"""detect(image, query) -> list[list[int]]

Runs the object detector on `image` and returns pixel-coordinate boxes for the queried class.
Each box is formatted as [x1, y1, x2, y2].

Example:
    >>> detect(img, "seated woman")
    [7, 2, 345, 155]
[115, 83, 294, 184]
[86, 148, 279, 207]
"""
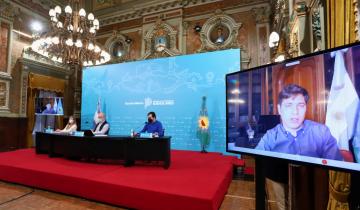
[56, 115, 77, 133]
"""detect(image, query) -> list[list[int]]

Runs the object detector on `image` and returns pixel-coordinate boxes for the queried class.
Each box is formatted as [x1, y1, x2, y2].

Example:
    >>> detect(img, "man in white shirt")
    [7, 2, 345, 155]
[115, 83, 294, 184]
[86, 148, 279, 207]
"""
[92, 112, 110, 135]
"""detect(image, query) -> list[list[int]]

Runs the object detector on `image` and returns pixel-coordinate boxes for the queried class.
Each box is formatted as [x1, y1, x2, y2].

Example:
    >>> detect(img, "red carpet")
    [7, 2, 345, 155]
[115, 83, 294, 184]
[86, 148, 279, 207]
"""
[0, 149, 234, 210]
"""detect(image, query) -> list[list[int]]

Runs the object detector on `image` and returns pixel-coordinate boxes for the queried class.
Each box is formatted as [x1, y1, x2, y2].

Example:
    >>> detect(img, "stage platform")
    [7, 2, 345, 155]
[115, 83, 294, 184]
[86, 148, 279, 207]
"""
[0, 149, 235, 210]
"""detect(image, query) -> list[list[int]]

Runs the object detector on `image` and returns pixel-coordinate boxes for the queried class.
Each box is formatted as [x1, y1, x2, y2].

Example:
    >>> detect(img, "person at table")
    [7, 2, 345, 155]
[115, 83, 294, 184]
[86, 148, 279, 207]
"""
[93, 112, 110, 135]
[55, 115, 77, 133]
[135, 111, 164, 137]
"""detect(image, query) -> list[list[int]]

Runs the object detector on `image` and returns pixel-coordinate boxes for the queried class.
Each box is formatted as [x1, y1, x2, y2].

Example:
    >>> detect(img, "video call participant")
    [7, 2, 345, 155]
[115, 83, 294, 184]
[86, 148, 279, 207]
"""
[135, 112, 163, 137]
[55, 115, 77, 133]
[255, 84, 343, 161]
[42, 103, 56, 114]
[93, 112, 110, 135]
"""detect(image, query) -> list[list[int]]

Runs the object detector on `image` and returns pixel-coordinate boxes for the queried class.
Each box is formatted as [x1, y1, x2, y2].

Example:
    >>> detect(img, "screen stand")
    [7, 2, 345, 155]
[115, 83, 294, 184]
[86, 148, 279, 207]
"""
[255, 157, 266, 210]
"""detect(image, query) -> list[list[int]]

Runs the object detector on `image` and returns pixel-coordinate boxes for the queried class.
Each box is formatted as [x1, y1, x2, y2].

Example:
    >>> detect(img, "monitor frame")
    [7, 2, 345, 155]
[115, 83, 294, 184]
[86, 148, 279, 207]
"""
[225, 42, 360, 173]
[34, 97, 64, 116]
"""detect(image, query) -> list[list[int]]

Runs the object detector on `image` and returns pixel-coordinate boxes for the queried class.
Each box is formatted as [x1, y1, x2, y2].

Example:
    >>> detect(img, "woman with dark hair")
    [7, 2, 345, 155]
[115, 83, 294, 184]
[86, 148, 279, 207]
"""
[56, 115, 77, 133]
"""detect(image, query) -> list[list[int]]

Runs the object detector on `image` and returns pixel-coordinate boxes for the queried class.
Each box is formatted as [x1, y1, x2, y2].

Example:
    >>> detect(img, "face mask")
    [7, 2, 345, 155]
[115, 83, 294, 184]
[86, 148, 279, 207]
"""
[69, 120, 74, 124]
[94, 118, 100, 124]
[148, 118, 153, 123]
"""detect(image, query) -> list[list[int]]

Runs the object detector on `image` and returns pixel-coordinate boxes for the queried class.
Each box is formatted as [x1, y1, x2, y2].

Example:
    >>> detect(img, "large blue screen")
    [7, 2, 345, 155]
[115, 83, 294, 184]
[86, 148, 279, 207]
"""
[81, 49, 240, 152]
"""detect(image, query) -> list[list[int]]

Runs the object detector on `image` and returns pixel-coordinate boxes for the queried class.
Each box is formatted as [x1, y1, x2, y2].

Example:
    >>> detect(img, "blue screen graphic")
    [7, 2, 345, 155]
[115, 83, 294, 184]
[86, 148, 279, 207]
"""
[81, 49, 240, 152]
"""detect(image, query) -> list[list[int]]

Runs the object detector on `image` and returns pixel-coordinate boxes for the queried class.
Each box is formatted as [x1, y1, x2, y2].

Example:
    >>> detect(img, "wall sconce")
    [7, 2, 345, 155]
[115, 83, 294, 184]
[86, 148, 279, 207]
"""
[125, 37, 132, 44]
[194, 23, 202, 32]
[269, 31, 280, 48]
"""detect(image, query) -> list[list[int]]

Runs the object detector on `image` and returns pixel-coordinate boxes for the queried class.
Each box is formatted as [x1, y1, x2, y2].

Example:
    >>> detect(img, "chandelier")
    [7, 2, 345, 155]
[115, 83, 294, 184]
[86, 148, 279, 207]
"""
[31, 0, 110, 67]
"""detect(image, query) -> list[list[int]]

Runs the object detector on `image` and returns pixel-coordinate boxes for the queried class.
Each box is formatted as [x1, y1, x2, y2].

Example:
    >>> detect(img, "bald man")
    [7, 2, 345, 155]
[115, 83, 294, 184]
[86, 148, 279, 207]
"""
[92, 112, 110, 135]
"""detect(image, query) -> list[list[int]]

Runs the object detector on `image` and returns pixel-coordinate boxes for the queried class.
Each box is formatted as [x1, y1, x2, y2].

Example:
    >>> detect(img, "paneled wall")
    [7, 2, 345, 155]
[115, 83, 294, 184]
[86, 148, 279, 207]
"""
[0, 117, 27, 151]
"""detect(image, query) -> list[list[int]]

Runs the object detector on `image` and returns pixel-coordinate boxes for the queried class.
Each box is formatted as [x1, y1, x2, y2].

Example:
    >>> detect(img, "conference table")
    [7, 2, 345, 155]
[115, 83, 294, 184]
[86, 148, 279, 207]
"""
[35, 132, 171, 169]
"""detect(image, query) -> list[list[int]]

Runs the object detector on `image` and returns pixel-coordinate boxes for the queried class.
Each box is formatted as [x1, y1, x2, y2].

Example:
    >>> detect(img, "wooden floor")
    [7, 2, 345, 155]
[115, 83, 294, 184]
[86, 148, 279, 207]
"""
[0, 177, 255, 210]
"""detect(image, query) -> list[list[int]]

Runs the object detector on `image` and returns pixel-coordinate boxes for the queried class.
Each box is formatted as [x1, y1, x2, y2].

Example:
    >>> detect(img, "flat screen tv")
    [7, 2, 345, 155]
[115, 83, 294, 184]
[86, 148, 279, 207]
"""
[226, 43, 360, 172]
[35, 97, 64, 116]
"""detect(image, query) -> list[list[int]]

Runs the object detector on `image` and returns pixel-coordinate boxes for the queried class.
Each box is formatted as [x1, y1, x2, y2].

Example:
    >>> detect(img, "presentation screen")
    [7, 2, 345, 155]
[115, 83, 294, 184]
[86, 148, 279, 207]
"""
[35, 97, 64, 115]
[226, 43, 360, 171]
[81, 49, 240, 152]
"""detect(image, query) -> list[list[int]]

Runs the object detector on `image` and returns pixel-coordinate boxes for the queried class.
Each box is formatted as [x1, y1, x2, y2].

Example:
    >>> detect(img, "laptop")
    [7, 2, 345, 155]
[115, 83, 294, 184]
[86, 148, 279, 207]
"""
[83, 130, 94, 137]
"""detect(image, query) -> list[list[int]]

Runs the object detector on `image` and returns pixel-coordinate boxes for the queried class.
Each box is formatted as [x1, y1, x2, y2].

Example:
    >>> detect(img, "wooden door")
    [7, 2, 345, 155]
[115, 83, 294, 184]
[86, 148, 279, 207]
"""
[271, 55, 326, 123]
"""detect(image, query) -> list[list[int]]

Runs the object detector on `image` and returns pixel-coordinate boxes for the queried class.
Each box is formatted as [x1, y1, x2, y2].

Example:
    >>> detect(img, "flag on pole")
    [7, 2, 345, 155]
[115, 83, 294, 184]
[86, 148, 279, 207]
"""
[197, 96, 210, 152]
[325, 49, 360, 150]
[56, 98, 63, 115]
[53, 98, 58, 114]
[93, 97, 101, 124]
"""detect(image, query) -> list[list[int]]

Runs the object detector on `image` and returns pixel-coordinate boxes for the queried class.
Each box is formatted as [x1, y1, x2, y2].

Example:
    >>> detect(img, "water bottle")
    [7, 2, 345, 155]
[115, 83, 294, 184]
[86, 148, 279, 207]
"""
[130, 129, 134, 137]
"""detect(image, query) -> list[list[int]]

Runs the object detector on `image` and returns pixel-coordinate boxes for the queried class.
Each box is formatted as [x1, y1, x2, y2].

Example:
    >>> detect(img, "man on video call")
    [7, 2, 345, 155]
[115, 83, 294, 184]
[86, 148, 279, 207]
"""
[255, 84, 343, 161]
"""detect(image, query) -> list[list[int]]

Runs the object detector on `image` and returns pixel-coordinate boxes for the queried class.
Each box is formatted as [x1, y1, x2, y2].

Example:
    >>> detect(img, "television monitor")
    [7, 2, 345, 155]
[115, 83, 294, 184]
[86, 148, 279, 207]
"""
[226, 43, 360, 172]
[35, 97, 64, 116]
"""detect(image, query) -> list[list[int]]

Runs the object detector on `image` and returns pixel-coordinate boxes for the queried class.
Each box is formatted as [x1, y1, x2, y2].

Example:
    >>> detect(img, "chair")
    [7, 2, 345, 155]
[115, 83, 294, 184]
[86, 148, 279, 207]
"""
[340, 149, 354, 162]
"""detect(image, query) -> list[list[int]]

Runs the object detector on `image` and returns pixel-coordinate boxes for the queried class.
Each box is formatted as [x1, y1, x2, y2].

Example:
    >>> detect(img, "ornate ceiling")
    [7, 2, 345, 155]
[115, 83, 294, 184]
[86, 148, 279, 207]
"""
[90, 0, 222, 26]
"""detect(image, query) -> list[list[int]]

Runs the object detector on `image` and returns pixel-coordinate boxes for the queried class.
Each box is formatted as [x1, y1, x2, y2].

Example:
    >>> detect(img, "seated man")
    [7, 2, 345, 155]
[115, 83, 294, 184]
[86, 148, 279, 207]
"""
[92, 112, 110, 135]
[255, 84, 343, 161]
[136, 112, 163, 137]
[42, 103, 56, 114]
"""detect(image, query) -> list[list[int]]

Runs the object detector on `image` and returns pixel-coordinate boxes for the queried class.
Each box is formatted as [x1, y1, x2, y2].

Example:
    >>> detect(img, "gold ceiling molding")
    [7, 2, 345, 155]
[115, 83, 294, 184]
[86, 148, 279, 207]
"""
[98, 0, 221, 26]
[0, 0, 16, 21]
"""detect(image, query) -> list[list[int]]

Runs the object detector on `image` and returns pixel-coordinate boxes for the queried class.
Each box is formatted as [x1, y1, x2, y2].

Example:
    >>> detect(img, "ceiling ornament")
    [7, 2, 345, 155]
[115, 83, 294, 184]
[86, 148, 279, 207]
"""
[142, 19, 181, 59]
[198, 11, 242, 52]
[104, 31, 132, 63]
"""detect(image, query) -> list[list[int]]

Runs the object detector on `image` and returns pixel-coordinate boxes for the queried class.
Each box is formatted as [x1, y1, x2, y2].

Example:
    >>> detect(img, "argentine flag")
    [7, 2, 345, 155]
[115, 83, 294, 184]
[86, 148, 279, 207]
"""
[93, 97, 101, 124]
[56, 98, 64, 115]
[53, 97, 58, 114]
[325, 49, 360, 151]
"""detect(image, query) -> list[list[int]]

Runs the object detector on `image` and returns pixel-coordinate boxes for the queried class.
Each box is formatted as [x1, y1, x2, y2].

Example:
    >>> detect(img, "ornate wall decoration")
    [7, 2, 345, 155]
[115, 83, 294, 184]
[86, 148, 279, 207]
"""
[252, 6, 271, 65]
[252, 6, 271, 24]
[198, 12, 242, 52]
[0, 21, 10, 73]
[20, 72, 28, 115]
[312, 8, 322, 51]
[355, 0, 359, 41]
[104, 31, 131, 63]
[0, 0, 16, 21]
[22, 47, 69, 71]
[142, 20, 181, 59]
[99, 0, 218, 26]
[93, 0, 116, 11]
[0, 0, 15, 77]
[289, 31, 299, 57]
[0, 79, 9, 110]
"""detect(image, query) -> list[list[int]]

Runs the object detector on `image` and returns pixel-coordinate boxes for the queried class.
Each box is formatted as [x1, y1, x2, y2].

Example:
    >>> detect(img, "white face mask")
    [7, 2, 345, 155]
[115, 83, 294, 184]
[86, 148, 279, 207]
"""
[94, 118, 100, 124]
